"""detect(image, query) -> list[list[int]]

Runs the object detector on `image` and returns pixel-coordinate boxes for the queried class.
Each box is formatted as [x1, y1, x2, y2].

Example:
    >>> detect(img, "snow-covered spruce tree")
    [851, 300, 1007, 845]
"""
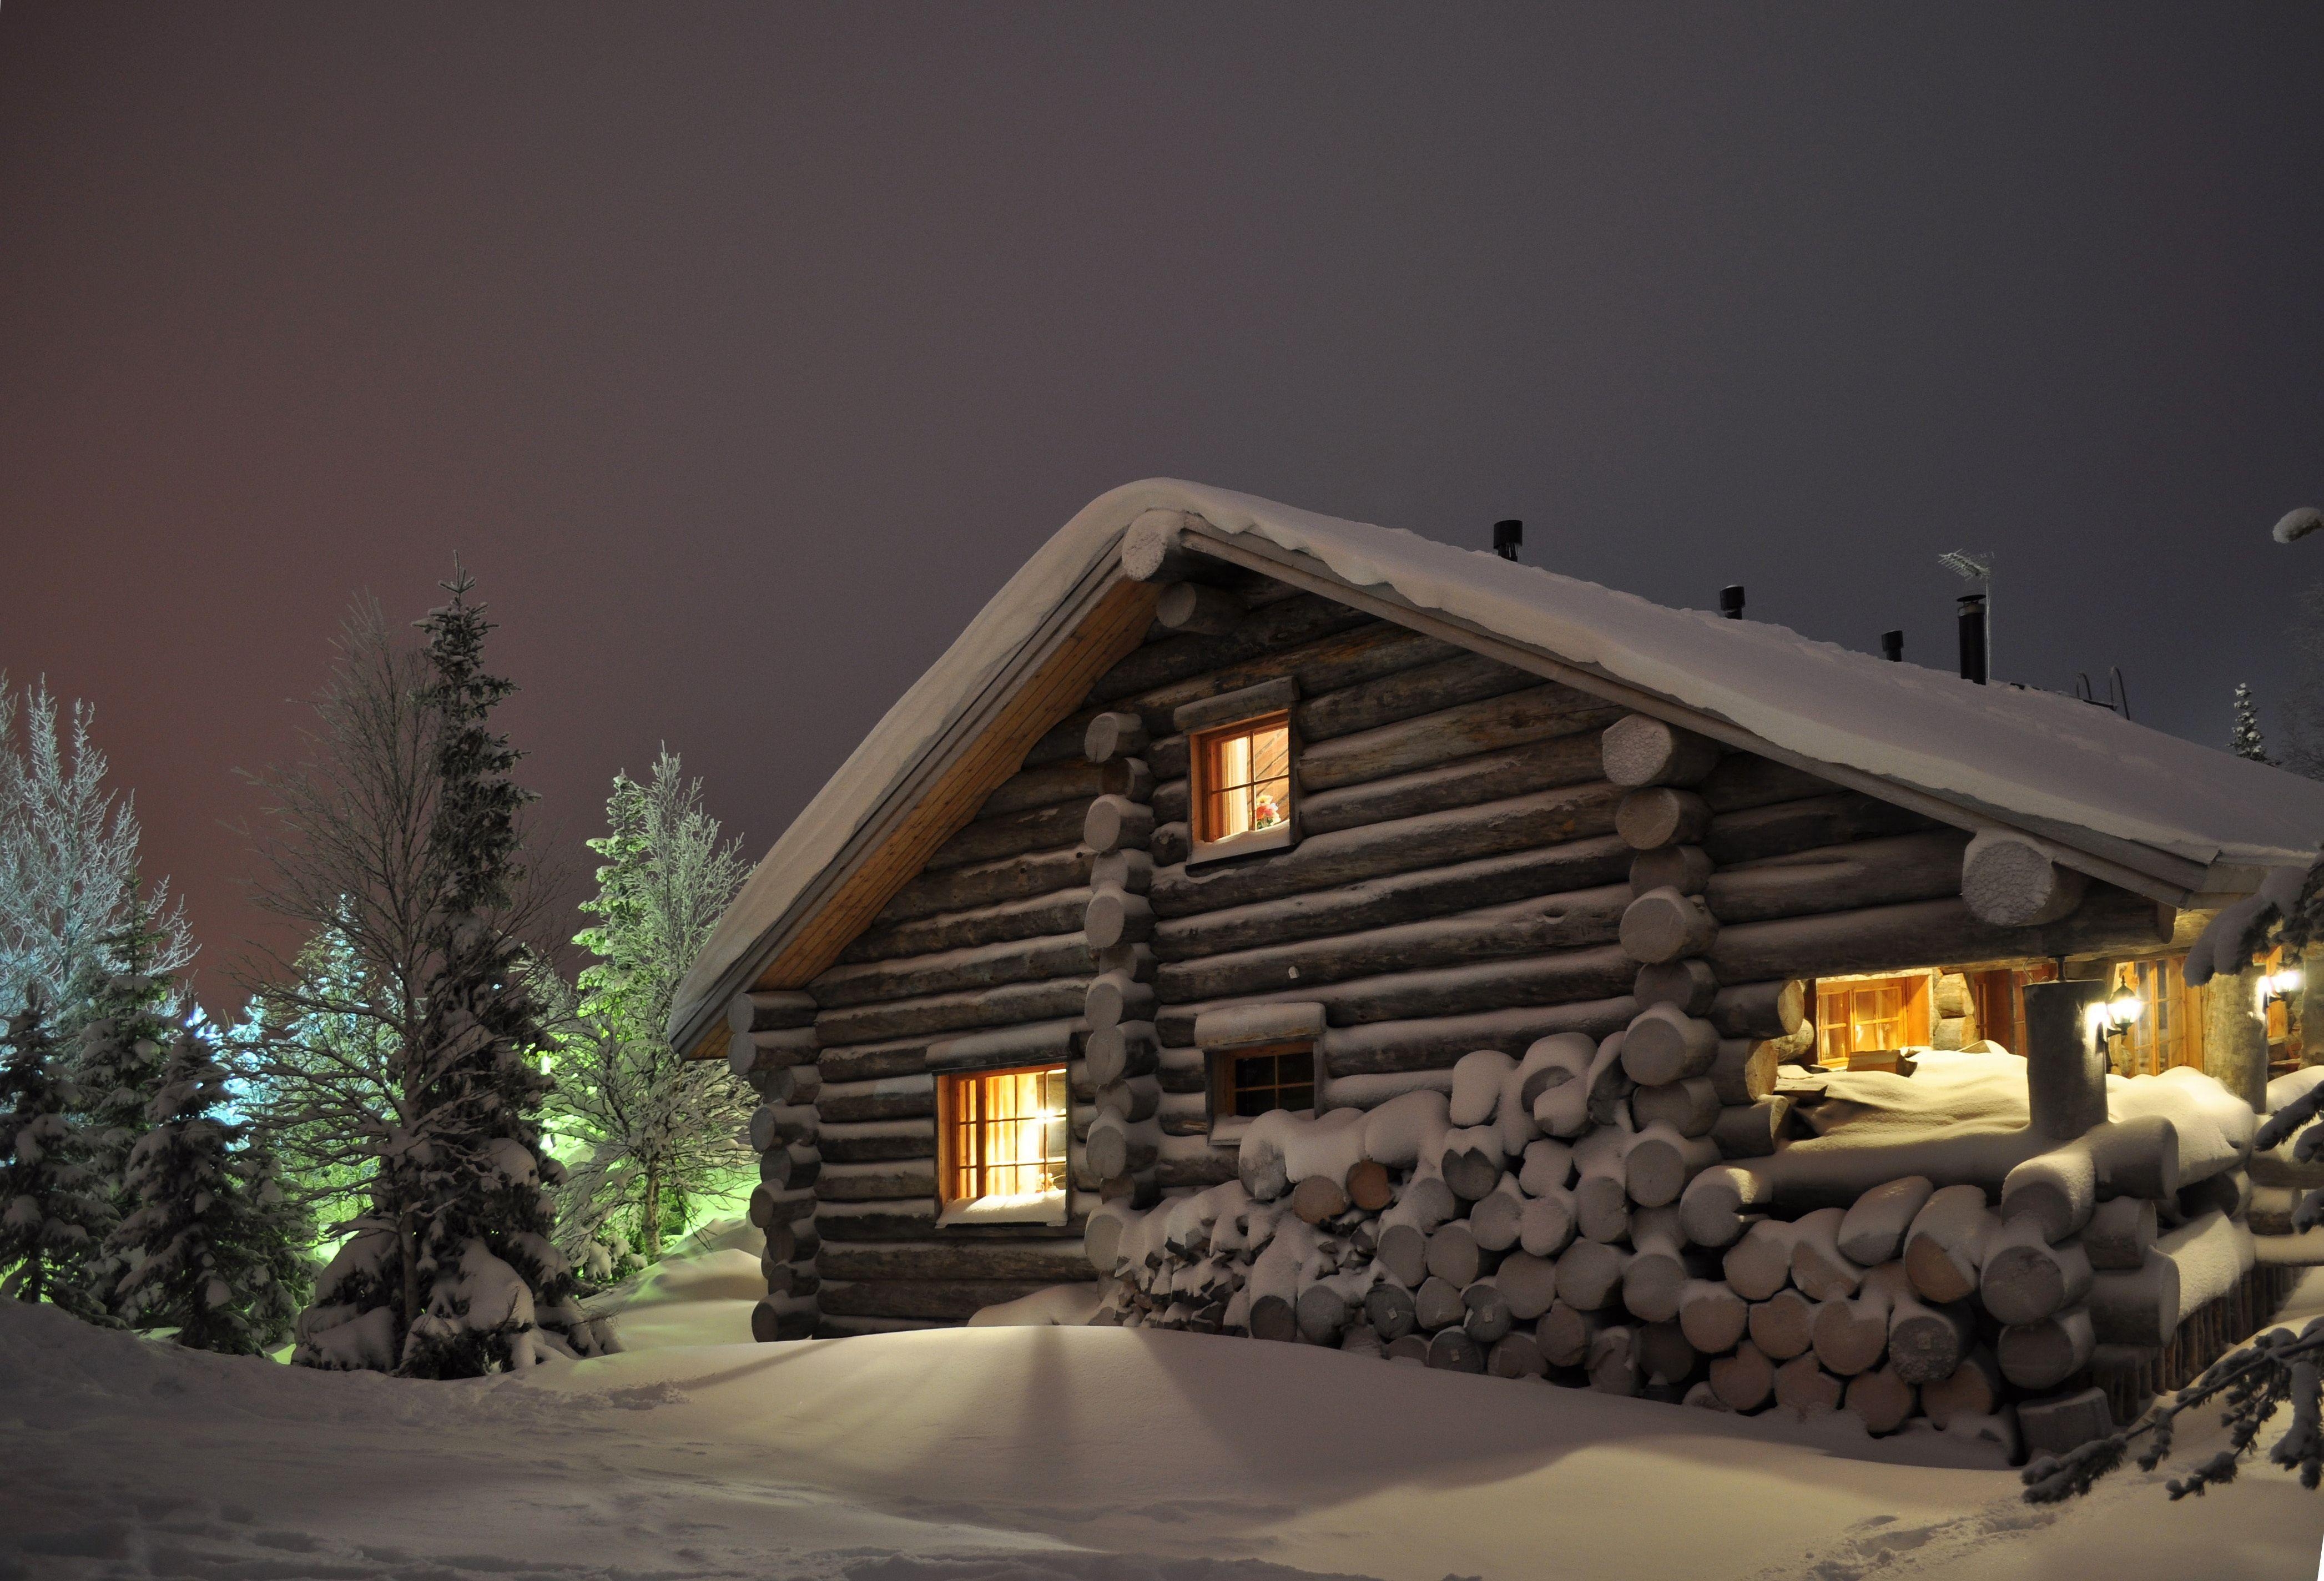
[232, 1140, 315, 1347]
[295, 568, 603, 1375]
[64, 902, 184, 1315]
[543, 751, 750, 1278]
[2026, 864, 2324, 1503]
[2232, 683, 2271, 763]
[0, 992, 110, 1317]
[110, 1027, 313, 1352]
[0, 677, 193, 1023]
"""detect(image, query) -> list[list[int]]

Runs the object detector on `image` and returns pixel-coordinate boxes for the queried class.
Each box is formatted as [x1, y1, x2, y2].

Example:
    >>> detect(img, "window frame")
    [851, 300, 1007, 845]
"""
[1814, 971, 1934, 1067]
[1188, 709, 1297, 865]
[934, 1062, 1071, 1227]
[1205, 1038, 1318, 1145]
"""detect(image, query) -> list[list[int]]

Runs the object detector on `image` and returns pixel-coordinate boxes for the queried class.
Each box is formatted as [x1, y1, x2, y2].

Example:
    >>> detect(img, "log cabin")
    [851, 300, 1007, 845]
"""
[667, 480, 2324, 1452]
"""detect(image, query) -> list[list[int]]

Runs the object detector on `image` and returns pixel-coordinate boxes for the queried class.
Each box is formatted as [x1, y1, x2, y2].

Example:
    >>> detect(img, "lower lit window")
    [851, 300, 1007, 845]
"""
[1816, 973, 1932, 1066]
[1209, 1041, 1315, 1126]
[937, 1066, 1068, 1225]
[1192, 713, 1293, 859]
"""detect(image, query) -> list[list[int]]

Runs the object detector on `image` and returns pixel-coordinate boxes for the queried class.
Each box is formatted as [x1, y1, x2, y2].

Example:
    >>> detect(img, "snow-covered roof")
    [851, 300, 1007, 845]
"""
[669, 479, 2324, 1053]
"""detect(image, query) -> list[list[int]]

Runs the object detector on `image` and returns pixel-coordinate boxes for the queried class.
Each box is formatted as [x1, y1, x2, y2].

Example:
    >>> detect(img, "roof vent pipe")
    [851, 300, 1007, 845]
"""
[1881, 630, 1904, 662]
[1493, 520, 1522, 561]
[1720, 585, 1745, 620]
[1958, 596, 1988, 684]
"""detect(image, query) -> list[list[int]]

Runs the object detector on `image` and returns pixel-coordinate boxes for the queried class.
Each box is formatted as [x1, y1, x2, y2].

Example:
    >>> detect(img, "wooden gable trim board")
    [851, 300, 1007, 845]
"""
[1160, 516, 2207, 911]
[678, 562, 1161, 1059]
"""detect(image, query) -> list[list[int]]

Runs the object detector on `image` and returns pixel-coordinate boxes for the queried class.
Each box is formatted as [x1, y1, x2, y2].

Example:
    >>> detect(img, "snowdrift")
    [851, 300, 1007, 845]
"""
[6, 1276, 2324, 1581]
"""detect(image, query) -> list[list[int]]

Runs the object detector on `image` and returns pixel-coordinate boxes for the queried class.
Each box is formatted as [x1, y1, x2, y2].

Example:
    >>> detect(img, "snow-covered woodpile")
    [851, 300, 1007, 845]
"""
[1083, 1051, 2293, 1457]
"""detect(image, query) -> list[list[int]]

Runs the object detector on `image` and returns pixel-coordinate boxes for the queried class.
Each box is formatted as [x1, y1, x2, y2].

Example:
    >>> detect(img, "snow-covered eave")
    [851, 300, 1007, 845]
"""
[671, 480, 2324, 1056]
[1166, 520, 2277, 903]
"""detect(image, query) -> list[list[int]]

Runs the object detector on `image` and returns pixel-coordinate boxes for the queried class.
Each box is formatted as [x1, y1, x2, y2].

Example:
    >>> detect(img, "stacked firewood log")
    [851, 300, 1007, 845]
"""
[1085, 1052, 2278, 1458]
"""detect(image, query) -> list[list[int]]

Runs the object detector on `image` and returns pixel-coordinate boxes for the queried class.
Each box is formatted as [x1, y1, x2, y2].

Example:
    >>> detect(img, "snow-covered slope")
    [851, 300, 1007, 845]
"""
[579, 1215, 764, 1351]
[6, 1268, 2324, 1580]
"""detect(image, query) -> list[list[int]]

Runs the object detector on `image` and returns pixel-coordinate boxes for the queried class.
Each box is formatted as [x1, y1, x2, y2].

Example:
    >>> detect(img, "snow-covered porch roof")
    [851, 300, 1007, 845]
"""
[668, 479, 2324, 1060]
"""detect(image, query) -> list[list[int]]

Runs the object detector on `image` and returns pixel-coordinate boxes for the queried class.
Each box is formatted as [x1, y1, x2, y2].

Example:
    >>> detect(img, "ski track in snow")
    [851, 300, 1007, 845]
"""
[5, 1234, 2323, 1581]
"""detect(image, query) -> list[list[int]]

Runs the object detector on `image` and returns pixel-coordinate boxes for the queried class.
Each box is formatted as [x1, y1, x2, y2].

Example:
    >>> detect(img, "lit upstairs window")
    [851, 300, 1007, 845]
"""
[1191, 712, 1294, 862]
[937, 1065, 1068, 1226]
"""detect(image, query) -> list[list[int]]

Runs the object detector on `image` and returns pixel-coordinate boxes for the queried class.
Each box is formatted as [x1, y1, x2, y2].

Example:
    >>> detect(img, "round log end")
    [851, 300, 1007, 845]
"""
[1962, 832, 2088, 928]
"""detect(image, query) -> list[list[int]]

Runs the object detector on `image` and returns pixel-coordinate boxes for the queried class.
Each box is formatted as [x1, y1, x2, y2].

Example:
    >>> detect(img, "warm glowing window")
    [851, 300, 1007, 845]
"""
[2107, 953, 2234, 1078]
[1208, 1041, 1315, 1127]
[1816, 974, 1932, 1066]
[1192, 713, 1293, 854]
[939, 1066, 1067, 1207]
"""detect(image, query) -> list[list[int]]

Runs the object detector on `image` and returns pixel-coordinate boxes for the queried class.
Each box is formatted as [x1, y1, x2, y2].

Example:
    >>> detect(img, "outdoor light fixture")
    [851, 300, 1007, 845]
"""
[2262, 966, 2305, 1010]
[2100, 986, 2145, 1039]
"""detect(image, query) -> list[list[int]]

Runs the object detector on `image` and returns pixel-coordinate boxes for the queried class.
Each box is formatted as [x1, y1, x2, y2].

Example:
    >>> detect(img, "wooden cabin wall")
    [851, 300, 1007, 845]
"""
[743, 562, 2180, 1340]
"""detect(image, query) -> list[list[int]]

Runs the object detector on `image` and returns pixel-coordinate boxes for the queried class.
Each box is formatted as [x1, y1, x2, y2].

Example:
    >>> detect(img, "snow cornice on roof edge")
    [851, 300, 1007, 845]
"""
[668, 480, 2324, 1056]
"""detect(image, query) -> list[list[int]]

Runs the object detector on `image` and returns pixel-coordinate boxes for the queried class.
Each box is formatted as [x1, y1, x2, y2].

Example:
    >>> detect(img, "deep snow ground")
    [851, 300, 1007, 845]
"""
[3, 1232, 2321, 1581]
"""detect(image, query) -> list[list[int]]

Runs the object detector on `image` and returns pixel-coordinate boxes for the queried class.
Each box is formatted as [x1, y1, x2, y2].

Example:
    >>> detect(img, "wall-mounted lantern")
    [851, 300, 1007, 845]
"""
[2094, 986, 2144, 1042]
[2261, 965, 2305, 1012]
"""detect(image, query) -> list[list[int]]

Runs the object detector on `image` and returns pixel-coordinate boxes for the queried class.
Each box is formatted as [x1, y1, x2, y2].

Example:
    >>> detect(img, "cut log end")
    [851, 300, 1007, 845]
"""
[1961, 831, 2089, 928]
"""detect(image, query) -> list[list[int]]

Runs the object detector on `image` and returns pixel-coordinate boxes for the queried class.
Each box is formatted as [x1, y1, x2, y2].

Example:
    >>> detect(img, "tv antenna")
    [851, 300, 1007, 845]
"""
[1938, 550, 1993, 679]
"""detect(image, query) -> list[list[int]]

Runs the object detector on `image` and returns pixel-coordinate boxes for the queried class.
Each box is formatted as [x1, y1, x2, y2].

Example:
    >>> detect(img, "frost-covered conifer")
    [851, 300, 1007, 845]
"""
[0, 993, 109, 1317]
[0, 678, 193, 1022]
[110, 1029, 314, 1352]
[546, 752, 751, 1277]
[294, 568, 604, 1376]
[2232, 682, 2270, 763]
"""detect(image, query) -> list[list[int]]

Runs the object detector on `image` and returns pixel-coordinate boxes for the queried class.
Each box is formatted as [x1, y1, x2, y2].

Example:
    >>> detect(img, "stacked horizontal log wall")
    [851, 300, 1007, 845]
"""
[1128, 589, 1641, 1185]
[743, 538, 2204, 1376]
[788, 747, 1157, 1336]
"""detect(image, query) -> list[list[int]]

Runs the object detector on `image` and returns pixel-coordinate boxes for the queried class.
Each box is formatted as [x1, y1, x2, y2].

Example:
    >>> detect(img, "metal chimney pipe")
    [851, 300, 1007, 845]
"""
[1493, 520, 1522, 561]
[1720, 585, 1745, 620]
[1957, 596, 1988, 684]
[1881, 630, 1904, 662]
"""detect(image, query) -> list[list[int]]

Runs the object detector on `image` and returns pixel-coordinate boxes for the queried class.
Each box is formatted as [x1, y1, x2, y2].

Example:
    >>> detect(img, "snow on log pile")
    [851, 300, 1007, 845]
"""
[1082, 1050, 2289, 1459]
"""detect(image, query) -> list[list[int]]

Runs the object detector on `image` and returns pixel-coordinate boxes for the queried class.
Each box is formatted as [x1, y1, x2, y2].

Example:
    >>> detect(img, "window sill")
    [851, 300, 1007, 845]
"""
[1188, 823, 1295, 868]
[1207, 1115, 1254, 1150]
[937, 1189, 1067, 1229]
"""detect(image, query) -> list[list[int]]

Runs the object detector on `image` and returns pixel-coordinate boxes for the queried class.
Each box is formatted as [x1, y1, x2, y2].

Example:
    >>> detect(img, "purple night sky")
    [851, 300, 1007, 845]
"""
[4, 4, 2321, 1011]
